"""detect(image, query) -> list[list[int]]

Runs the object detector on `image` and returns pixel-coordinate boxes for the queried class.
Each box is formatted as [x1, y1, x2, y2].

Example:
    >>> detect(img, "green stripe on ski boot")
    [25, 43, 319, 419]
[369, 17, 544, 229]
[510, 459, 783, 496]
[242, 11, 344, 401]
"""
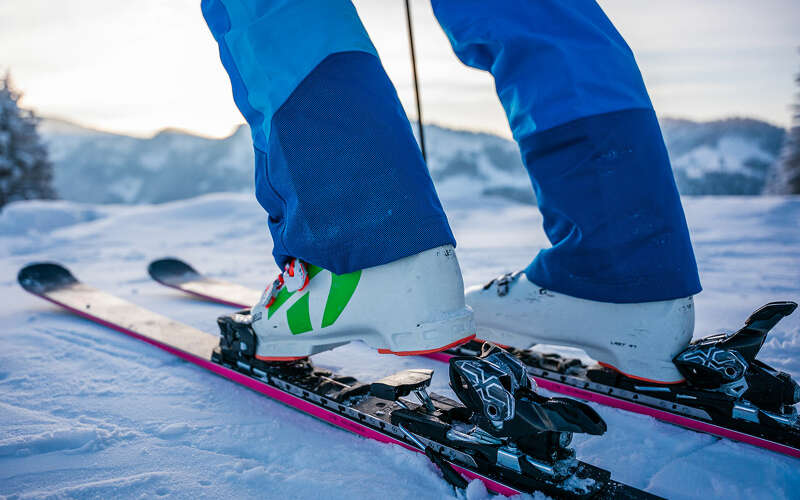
[287, 293, 313, 334]
[307, 264, 323, 280]
[321, 270, 361, 328]
[267, 288, 292, 319]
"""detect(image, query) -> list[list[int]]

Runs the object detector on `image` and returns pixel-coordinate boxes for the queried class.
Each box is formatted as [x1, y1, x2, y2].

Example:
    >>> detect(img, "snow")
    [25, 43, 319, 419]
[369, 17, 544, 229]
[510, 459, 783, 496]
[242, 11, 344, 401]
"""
[0, 200, 113, 237]
[1, 193, 799, 499]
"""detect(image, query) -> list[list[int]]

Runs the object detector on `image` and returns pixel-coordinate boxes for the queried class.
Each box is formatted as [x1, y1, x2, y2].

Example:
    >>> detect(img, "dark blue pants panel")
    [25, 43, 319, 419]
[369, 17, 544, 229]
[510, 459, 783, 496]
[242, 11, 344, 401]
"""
[521, 109, 701, 302]
[259, 52, 455, 273]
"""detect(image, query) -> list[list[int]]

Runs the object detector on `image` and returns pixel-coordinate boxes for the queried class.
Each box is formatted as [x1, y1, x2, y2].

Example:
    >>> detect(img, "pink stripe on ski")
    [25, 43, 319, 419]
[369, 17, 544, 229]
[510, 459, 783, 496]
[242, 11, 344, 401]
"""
[33, 293, 521, 497]
[423, 351, 800, 459]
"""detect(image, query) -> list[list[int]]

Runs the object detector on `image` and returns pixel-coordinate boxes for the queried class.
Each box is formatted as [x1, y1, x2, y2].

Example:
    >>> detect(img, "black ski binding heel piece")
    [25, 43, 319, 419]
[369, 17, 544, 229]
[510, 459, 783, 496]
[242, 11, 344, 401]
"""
[674, 301, 799, 426]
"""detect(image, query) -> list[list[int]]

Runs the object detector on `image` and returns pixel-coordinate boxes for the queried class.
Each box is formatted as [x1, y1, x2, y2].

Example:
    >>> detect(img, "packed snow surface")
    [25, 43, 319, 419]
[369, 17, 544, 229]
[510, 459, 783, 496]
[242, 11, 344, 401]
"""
[1, 194, 799, 499]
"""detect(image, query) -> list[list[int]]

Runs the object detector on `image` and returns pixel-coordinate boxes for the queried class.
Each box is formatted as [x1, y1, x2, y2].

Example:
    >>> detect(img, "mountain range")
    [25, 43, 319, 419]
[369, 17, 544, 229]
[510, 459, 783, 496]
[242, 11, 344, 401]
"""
[38, 116, 786, 205]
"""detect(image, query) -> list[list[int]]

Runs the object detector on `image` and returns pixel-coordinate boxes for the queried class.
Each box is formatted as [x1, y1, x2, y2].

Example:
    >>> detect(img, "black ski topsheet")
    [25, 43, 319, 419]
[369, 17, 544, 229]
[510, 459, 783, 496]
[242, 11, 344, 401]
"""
[18, 262, 657, 499]
[145, 258, 800, 460]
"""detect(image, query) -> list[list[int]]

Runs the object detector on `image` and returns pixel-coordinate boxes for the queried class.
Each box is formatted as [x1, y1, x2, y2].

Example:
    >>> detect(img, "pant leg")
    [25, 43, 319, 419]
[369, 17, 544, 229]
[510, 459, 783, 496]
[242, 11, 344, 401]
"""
[431, 0, 701, 303]
[202, 0, 455, 274]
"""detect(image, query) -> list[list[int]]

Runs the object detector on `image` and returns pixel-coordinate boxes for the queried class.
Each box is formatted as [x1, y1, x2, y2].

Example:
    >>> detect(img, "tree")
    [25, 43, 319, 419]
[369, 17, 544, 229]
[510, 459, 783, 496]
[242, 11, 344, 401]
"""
[767, 53, 800, 194]
[0, 73, 55, 208]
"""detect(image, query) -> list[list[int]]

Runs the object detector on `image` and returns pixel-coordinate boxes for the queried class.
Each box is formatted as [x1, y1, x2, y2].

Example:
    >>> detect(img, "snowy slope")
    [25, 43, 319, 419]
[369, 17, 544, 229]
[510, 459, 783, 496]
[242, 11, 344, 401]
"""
[1, 194, 799, 499]
[38, 117, 785, 205]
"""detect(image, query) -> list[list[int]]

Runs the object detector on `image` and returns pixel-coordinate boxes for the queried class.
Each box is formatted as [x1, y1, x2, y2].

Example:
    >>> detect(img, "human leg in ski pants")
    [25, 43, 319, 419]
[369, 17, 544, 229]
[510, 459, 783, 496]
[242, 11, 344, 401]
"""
[431, 0, 701, 303]
[201, 0, 455, 274]
[202, 0, 701, 303]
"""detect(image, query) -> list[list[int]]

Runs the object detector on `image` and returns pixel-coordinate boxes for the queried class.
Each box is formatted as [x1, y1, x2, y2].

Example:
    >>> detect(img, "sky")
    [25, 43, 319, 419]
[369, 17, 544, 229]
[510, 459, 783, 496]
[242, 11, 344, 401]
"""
[1, 0, 798, 140]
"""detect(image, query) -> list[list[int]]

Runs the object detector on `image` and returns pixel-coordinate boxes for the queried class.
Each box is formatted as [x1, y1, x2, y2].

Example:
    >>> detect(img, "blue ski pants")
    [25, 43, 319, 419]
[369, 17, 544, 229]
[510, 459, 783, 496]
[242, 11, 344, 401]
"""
[201, 0, 702, 303]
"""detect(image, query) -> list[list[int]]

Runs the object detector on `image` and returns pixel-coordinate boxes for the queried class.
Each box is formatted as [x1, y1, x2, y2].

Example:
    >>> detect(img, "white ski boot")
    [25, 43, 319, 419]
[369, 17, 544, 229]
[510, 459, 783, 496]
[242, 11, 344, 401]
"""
[251, 245, 475, 361]
[465, 272, 695, 383]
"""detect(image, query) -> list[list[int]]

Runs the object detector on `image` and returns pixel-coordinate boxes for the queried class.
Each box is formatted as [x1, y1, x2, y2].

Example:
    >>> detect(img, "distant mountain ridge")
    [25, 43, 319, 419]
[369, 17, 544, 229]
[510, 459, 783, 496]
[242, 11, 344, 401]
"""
[660, 118, 785, 195]
[38, 116, 785, 205]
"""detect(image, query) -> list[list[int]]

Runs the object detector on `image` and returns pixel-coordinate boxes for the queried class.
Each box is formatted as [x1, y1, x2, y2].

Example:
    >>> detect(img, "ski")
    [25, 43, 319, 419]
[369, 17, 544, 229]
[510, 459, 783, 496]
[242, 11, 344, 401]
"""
[147, 257, 800, 459]
[19, 262, 656, 499]
[148, 257, 261, 308]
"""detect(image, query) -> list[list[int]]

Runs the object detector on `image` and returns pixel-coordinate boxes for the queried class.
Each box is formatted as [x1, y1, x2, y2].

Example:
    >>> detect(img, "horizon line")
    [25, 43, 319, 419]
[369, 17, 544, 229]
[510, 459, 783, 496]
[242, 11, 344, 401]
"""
[38, 112, 789, 142]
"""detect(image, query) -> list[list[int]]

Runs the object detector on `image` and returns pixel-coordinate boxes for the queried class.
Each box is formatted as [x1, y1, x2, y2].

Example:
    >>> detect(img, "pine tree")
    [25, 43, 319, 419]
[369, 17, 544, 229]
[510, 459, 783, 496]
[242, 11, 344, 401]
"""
[767, 55, 800, 194]
[0, 73, 55, 208]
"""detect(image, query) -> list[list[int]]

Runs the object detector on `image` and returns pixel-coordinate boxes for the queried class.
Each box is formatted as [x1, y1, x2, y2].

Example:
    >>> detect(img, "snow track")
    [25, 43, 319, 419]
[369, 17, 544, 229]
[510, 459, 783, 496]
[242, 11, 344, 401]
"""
[2, 193, 799, 499]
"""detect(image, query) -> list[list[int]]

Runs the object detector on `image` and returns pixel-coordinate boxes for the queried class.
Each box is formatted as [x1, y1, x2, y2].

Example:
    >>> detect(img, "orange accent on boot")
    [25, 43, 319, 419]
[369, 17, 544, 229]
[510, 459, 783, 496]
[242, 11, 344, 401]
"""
[255, 354, 308, 362]
[378, 334, 476, 356]
[598, 361, 685, 385]
[296, 272, 310, 293]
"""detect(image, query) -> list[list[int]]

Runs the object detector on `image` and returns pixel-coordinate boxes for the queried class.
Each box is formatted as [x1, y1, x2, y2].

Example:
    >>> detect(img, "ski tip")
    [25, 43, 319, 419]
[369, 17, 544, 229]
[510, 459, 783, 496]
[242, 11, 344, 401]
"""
[18, 262, 79, 295]
[147, 258, 201, 285]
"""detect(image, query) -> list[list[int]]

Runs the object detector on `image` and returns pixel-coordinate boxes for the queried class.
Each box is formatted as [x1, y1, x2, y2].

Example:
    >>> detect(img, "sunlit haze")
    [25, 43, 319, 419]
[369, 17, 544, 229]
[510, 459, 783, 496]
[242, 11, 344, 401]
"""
[1, 0, 798, 140]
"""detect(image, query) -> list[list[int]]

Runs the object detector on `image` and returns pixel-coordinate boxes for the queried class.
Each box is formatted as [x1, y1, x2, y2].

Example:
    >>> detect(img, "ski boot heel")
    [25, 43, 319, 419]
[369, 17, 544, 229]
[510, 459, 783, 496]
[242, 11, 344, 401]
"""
[375, 309, 476, 356]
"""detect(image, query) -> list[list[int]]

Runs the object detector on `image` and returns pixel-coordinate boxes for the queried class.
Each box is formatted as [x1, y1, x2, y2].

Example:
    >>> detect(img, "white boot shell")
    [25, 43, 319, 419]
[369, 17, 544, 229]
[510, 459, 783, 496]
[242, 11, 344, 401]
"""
[465, 273, 694, 383]
[251, 245, 475, 360]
